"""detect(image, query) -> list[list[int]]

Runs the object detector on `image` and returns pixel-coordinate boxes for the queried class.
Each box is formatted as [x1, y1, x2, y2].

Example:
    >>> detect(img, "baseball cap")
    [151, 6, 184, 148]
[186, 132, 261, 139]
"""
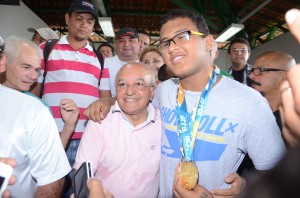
[68, 0, 97, 19]
[27, 27, 59, 40]
[0, 36, 4, 54]
[116, 27, 139, 39]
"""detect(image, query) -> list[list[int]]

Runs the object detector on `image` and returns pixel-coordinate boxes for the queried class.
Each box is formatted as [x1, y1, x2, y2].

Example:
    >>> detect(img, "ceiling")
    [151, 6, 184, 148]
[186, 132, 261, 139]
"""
[21, 0, 300, 49]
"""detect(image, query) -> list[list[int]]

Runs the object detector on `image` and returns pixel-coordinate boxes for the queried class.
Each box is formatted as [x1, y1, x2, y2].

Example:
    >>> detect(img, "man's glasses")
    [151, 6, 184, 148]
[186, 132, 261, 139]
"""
[157, 30, 205, 53]
[247, 68, 286, 76]
[116, 82, 153, 91]
[230, 48, 248, 54]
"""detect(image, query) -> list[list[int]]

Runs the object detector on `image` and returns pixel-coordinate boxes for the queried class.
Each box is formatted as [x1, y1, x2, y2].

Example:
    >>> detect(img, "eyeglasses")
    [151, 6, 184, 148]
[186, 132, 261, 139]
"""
[230, 48, 248, 54]
[157, 30, 205, 53]
[247, 68, 286, 76]
[116, 82, 153, 91]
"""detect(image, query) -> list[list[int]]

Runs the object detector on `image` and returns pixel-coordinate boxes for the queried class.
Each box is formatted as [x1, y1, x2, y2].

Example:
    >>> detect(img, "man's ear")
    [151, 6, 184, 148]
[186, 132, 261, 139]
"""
[205, 35, 214, 52]
[0, 54, 7, 73]
[65, 13, 70, 26]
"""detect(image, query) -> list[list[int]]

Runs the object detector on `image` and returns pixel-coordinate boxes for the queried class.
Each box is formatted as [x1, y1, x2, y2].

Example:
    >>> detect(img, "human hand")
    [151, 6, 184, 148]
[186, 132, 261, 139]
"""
[87, 179, 114, 198]
[280, 66, 300, 146]
[84, 98, 112, 122]
[210, 173, 245, 198]
[172, 164, 213, 198]
[0, 158, 16, 198]
[60, 99, 80, 128]
[285, 9, 300, 44]
[69, 179, 114, 198]
[279, 8, 300, 146]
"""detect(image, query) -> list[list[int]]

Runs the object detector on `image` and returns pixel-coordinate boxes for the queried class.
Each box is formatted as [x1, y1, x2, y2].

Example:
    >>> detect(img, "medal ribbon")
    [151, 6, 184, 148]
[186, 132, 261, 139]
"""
[176, 66, 219, 162]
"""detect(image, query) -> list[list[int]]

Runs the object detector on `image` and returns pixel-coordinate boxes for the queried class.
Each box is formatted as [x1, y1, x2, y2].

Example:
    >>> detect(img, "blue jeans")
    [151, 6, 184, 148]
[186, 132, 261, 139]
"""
[62, 139, 81, 198]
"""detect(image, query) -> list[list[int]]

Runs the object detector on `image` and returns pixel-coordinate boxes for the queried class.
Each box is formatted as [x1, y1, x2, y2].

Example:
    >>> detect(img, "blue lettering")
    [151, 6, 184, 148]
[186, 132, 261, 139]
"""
[214, 118, 226, 136]
[204, 116, 217, 134]
[199, 115, 210, 131]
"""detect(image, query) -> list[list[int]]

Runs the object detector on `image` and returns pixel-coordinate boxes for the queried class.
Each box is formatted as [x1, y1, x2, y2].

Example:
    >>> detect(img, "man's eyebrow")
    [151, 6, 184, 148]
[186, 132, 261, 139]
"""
[160, 28, 188, 41]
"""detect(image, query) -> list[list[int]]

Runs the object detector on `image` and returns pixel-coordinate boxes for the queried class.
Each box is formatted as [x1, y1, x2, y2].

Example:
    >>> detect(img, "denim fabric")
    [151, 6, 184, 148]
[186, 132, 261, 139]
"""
[62, 139, 81, 198]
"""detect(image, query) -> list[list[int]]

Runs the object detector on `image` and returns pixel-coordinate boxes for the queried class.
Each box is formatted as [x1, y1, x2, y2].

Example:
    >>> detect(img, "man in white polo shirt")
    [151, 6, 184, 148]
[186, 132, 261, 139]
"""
[99, 27, 140, 98]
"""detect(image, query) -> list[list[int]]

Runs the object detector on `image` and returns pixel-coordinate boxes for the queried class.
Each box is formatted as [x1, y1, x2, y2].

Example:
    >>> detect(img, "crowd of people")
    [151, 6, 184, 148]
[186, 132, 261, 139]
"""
[1, 0, 300, 197]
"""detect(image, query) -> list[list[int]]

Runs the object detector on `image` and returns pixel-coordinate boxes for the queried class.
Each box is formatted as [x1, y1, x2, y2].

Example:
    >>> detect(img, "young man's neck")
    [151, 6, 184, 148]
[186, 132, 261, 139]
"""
[180, 66, 212, 92]
[67, 36, 88, 51]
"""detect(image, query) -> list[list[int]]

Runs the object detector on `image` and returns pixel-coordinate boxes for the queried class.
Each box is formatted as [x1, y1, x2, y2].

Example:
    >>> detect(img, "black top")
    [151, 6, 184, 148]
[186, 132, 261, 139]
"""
[231, 68, 244, 83]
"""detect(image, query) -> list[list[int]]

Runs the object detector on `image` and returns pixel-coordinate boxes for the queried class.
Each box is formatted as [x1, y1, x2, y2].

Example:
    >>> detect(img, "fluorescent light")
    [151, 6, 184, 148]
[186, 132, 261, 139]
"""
[98, 17, 115, 37]
[215, 23, 244, 42]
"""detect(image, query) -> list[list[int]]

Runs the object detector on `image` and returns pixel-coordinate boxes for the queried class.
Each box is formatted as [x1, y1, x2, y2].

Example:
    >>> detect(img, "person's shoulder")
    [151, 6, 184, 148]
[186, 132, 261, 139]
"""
[217, 77, 265, 101]
[1, 86, 49, 110]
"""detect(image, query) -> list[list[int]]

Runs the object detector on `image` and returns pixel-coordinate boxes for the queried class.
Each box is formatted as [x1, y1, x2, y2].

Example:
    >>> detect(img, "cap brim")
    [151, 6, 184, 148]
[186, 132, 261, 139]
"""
[27, 28, 37, 33]
[116, 34, 138, 39]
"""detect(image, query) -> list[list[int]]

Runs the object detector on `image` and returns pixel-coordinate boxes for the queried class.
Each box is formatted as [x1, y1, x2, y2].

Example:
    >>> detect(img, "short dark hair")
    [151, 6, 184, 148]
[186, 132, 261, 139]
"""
[97, 43, 114, 55]
[160, 9, 210, 35]
[138, 30, 150, 38]
[228, 38, 251, 54]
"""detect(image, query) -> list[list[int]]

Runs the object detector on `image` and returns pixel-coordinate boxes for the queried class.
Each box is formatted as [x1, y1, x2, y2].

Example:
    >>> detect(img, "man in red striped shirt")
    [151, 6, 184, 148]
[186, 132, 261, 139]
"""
[30, 0, 103, 196]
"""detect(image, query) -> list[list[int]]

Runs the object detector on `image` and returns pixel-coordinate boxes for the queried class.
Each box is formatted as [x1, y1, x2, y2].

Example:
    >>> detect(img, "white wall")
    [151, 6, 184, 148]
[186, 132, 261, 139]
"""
[249, 32, 300, 64]
[215, 32, 300, 71]
[0, 1, 49, 40]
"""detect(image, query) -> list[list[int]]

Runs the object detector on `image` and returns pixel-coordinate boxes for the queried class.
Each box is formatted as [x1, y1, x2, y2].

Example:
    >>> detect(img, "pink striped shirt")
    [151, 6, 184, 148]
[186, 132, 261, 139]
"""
[38, 35, 105, 139]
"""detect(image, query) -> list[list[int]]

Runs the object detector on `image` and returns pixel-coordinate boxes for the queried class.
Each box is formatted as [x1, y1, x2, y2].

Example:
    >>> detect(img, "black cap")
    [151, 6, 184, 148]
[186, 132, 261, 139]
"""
[116, 27, 138, 39]
[0, 36, 4, 55]
[68, 0, 97, 19]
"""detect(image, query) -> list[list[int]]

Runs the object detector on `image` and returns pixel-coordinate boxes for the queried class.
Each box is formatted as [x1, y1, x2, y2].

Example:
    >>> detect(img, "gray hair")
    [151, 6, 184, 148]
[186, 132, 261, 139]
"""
[5, 36, 40, 65]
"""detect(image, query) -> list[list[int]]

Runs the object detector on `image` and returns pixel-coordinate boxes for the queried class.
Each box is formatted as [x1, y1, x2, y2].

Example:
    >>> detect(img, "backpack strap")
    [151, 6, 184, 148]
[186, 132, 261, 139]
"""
[41, 39, 58, 97]
[93, 48, 104, 80]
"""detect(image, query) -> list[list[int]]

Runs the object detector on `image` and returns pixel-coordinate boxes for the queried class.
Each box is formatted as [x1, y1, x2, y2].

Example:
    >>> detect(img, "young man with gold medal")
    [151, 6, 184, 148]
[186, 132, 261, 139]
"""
[153, 9, 286, 197]
[83, 8, 286, 198]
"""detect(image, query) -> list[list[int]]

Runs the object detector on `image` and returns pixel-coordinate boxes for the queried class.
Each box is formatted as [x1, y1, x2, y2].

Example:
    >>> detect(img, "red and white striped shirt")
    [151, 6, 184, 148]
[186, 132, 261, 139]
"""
[38, 35, 105, 139]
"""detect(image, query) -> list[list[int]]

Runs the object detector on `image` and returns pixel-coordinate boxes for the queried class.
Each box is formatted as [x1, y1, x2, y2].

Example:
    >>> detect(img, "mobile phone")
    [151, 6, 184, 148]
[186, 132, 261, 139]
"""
[0, 162, 13, 196]
[74, 161, 93, 198]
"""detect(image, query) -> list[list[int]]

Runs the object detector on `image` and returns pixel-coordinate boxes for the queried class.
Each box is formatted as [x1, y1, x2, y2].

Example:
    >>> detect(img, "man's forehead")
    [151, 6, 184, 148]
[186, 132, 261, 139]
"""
[117, 35, 137, 40]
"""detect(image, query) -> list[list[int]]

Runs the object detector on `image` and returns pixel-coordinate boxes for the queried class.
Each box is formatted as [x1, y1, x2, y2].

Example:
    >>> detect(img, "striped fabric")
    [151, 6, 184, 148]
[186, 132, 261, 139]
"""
[38, 35, 105, 139]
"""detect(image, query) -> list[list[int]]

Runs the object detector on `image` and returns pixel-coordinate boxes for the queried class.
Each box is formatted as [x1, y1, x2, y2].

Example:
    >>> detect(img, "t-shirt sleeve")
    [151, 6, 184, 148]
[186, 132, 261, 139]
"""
[74, 120, 105, 174]
[99, 60, 111, 91]
[28, 107, 71, 186]
[152, 83, 162, 109]
[243, 100, 286, 170]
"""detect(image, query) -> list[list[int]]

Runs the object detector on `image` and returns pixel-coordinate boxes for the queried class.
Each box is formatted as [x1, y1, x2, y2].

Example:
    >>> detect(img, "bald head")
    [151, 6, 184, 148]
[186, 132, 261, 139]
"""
[250, 51, 296, 111]
[255, 51, 295, 71]
[115, 62, 156, 88]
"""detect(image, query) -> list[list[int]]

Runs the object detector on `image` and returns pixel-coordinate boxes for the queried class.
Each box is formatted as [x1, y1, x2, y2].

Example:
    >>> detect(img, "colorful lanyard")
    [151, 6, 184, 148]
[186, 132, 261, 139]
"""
[176, 66, 219, 161]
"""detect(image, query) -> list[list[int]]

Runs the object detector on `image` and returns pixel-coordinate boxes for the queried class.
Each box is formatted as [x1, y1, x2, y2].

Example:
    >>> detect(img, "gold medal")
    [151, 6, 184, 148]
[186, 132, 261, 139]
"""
[178, 160, 199, 190]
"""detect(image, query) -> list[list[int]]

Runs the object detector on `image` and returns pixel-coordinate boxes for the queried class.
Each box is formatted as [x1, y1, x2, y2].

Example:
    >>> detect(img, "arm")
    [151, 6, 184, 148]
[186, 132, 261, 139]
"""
[210, 173, 245, 198]
[60, 99, 80, 149]
[84, 90, 116, 122]
[30, 82, 43, 98]
[35, 177, 65, 198]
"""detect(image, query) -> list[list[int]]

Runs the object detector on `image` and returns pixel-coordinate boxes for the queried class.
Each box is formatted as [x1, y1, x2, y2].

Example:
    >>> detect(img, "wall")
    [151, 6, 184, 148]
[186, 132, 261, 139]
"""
[215, 32, 300, 71]
[0, 1, 49, 40]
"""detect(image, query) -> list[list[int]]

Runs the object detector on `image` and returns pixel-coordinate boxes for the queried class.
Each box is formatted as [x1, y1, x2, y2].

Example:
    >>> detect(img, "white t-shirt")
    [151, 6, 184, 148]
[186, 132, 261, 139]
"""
[99, 55, 138, 97]
[0, 85, 71, 197]
[153, 77, 286, 197]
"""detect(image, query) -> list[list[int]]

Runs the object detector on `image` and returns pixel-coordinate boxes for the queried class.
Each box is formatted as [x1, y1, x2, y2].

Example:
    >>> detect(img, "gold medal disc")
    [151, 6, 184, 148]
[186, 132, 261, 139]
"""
[178, 161, 199, 190]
